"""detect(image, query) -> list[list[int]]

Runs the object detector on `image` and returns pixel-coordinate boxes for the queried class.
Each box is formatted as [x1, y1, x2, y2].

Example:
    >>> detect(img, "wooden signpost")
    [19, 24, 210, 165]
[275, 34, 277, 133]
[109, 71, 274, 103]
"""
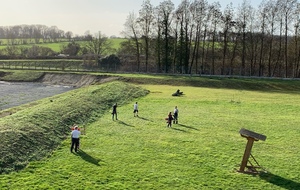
[239, 128, 267, 173]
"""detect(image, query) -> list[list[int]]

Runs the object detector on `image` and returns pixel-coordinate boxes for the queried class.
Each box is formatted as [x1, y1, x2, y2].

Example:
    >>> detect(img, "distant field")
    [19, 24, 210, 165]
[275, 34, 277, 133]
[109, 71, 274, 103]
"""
[0, 38, 126, 53]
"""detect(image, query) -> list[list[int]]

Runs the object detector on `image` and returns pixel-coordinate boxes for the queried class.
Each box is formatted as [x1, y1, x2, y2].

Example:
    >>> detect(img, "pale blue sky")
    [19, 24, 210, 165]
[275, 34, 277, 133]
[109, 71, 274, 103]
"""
[0, 0, 261, 37]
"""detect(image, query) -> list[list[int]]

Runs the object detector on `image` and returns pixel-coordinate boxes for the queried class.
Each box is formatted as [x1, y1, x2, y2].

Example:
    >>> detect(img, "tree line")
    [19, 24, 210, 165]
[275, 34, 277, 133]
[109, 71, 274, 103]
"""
[1, 0, 300, 78]
[0, 25, 80, 45]
[121, 0, 300, 78]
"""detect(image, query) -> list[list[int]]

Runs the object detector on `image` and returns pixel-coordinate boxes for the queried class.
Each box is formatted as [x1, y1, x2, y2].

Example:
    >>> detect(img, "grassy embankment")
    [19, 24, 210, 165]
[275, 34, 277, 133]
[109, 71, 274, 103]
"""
[0, 70, 300, 189]
[0, 71, 149, 174]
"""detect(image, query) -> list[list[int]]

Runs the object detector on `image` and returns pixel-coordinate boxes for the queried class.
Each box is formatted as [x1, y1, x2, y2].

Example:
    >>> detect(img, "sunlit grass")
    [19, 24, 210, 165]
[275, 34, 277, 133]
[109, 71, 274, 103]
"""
[0, 38, 125, 53]
[0, 82, 299, 189]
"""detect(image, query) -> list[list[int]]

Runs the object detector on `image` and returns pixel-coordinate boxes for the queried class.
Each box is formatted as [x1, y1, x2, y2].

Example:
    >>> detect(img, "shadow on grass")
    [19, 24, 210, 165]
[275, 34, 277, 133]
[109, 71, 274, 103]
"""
[177, 124, 199, 131]
[137, 116, 152, 122]
[117, 120, 134, 127]
[170, 127, 187, 132]
[76, 150, 101, 166]
[259, 172, 300, 190]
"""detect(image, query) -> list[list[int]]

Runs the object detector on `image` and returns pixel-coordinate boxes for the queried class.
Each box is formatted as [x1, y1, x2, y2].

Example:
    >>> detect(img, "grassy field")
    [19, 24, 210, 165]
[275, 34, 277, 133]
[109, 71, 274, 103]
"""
[0, 71, 300, 189]
[0, 38, 126, 53]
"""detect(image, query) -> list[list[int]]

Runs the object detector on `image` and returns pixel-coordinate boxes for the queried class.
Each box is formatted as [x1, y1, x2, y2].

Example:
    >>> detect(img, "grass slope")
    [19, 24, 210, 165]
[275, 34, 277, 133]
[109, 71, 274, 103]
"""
[0, 80, 300, 189]
[120, 74, 300, 93]
[0, 81, 149, 173]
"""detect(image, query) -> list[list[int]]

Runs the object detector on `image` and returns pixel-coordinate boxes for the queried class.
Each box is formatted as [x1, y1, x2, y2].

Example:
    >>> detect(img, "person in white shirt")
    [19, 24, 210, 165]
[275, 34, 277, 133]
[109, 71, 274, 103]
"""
[70, 126, 81, 153]
[173, 106, 179, 124]
[133, 102, 138, 117]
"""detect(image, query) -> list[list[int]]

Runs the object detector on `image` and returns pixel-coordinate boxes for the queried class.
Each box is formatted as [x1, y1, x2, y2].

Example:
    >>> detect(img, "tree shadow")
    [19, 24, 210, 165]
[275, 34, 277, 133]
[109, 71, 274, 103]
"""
[117, 120, 134, 127]
[259, 172, 300, 190]
[177, 124, 199, 131]
[76, 149, 101, 166]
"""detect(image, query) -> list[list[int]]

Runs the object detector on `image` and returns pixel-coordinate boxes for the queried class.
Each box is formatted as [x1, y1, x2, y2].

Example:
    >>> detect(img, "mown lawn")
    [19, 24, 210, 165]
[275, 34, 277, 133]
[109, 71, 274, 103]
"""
[0, 82, 299, 189]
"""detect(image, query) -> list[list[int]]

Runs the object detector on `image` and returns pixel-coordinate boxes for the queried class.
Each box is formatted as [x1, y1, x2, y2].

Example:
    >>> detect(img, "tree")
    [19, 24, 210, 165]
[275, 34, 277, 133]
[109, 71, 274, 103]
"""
[220, 3, 234, 75]
[257, 3, 268, 76]
[208, 2, 222, 75]
[293, 3, 300, 77]
[26, 45, 55, 57]
[65, 31, 73, 42]
[281, 0, 298, 77]
[189, 0, 208, 74]
[84, 31, 112, 65]
[61, 42, 81, 56]
[262, 0, 279, 77]
[156, 0, 175, 73]
[236, 0, 253, 76]
[100, 54, 121, 71]
[138, 0, 154, 72]
[122, 12, 141, 72]
[176, 0, 192, 74]
[117, 40, 138, 71]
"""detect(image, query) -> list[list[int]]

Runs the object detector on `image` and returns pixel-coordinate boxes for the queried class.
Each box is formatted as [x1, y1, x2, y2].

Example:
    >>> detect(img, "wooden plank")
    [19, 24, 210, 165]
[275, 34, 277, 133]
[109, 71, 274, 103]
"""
[239, 138, 255, 172]
[239, 128, 267, 141]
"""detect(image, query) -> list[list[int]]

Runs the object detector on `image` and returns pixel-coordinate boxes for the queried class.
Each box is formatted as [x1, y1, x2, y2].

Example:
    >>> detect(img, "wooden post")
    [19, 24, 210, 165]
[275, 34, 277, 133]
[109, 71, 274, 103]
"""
[239, 137, 255, 172]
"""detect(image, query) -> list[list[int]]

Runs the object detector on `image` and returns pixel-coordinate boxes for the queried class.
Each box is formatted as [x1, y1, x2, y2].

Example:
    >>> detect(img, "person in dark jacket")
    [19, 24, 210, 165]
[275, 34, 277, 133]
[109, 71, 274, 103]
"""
[112, 103, 118, 120]
[167, 112, 173, 128]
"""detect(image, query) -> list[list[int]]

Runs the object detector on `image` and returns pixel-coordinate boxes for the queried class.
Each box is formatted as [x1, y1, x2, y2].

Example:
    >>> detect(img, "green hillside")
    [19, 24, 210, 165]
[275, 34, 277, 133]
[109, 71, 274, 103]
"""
[0, 38, 126, 53]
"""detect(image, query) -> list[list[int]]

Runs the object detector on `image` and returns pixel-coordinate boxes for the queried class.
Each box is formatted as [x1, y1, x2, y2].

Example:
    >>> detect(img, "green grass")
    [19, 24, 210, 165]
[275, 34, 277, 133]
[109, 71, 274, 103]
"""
[0, 81, 149, 173]
[0, 41, 70, 52]
[0, 38, 126, 53]
[0, 74, 300, 189]
[109, 38, 127, 50]
[0, 70, 44, 81]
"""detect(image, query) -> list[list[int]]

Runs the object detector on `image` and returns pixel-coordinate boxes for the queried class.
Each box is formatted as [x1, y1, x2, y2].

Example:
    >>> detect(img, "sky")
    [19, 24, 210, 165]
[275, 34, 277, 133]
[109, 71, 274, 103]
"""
[0, 0, 261, 37]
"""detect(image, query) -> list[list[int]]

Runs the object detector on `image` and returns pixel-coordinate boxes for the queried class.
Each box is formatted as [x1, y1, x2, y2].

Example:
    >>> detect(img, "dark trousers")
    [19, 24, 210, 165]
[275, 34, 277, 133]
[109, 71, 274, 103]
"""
[112, 112, 117, 120]
[173, 113, 178, 124]
[71, 138, 80, 152]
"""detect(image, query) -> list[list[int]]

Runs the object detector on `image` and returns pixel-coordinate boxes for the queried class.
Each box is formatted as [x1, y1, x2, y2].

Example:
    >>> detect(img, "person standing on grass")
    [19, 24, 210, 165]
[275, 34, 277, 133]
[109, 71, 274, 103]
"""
[70, 126, 81, 153]
[173, 106, 179, 124]
[112, 103, 118, 120]
[133, 102, 138, 117]
[167, 112, 173, 128]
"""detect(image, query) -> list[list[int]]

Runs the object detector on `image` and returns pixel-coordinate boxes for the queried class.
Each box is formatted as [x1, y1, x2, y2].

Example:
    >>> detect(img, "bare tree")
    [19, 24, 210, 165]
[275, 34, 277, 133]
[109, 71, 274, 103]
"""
[188, 0, 208, 74]
[262, 0, 279, 77]
[293, 3, 300, 77]
[84, 31, 111, 65]
[257, 3, 269, 76]
[207, 2, 221, 75]
[138, 0, 154, 72]
[156, 0, 175, 73]
[280, 0, 298, 77]
[176, 0, 190, 74]
[220, 3, 234, 75]
[122, 12, 141, 72]
[236, 0, 253, 76]
[65, 31, 73, 42]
